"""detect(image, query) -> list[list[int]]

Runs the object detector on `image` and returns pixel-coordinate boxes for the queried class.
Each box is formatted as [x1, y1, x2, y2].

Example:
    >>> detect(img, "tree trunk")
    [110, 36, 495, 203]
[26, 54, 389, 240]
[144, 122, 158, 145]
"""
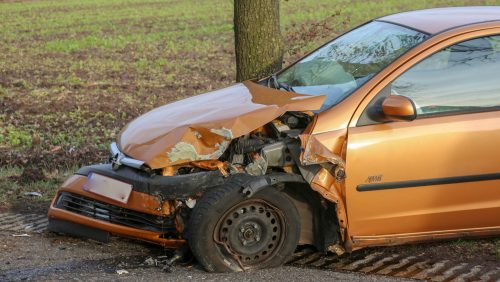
[234, 0, 283, 82]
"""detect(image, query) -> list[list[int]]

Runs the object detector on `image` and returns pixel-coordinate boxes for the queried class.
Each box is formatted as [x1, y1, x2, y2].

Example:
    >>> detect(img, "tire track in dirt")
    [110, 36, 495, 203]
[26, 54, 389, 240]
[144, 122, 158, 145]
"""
[288, 247, 500, 282]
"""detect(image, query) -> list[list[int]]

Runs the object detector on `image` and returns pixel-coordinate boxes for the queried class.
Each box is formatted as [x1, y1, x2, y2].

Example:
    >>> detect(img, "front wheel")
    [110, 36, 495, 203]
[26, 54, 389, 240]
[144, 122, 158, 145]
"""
[187, 181, 300, 272]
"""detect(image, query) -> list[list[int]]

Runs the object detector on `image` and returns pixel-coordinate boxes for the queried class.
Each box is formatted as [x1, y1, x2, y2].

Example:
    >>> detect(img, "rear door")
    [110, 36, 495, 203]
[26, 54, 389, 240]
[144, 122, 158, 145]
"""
[345, 34, 500, 239]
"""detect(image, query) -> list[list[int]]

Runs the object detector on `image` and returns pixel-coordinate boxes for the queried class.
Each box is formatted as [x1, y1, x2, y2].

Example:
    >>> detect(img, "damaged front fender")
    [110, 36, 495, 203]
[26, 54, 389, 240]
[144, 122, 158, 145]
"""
[299, 125, 350, 248]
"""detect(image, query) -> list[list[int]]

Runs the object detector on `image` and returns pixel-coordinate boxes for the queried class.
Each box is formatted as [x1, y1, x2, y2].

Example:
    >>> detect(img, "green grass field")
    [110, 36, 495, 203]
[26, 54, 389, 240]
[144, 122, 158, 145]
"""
[1, 0, 500, 208]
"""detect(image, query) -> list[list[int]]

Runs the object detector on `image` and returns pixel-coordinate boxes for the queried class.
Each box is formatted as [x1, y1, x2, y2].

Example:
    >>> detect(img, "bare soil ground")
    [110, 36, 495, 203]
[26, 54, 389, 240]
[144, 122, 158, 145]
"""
[0, 229, 497, 281]
[0, 231, 415, 282]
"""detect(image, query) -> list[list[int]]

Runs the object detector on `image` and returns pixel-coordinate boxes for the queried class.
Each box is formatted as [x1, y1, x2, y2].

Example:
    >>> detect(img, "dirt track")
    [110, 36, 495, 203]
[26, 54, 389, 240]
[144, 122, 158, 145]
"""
[0, 212, 498, 281]
[0, 230, 415, 282]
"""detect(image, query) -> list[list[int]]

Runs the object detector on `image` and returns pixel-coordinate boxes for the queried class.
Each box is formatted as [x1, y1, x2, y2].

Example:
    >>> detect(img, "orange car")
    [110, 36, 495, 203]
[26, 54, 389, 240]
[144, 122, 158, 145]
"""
[48, 7, 500, 272]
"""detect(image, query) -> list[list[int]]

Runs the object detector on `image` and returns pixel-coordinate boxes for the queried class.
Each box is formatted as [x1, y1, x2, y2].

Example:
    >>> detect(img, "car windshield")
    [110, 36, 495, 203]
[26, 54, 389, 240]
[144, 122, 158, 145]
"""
[277, 21, 428, 112]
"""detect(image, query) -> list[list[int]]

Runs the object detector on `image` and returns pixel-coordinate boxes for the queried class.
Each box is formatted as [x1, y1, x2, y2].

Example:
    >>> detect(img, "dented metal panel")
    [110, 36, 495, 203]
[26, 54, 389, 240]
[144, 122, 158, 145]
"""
[118, 81, 325, 169]
[310, 168, 348, 232]
[300, 129, 347, 168]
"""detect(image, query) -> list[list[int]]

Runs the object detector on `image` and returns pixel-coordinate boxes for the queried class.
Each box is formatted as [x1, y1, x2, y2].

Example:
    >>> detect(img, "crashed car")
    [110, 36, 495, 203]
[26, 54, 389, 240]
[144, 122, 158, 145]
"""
[48, 7, 500, 272]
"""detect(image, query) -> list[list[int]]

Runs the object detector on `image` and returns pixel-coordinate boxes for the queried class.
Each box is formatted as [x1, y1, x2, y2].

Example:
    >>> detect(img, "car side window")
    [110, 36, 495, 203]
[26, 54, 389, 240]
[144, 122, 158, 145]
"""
[390, 35, 500, 117]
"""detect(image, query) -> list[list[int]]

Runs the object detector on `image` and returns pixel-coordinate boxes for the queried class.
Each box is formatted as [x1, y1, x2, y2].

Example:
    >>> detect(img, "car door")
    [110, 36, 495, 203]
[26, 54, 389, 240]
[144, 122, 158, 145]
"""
[344, 34, 500, 241]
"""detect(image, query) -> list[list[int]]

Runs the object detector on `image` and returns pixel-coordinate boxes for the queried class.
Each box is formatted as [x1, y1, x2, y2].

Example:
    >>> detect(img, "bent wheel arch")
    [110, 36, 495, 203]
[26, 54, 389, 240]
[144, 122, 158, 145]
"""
[280, 182, 341, 252]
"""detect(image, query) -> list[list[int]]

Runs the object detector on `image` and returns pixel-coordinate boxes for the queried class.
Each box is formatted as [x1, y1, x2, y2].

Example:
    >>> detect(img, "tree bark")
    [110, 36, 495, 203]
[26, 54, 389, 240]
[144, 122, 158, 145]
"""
[234, 0, 283, 82]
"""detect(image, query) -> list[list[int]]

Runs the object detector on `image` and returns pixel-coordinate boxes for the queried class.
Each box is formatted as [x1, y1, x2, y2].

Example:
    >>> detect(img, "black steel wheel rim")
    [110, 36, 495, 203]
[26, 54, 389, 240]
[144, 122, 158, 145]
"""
[215, 199, 286, 267]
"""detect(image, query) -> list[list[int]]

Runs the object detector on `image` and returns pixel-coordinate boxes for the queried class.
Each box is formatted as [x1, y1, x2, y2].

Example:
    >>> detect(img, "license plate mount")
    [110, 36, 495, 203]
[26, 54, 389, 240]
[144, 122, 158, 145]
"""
[83, 172, 132, 204]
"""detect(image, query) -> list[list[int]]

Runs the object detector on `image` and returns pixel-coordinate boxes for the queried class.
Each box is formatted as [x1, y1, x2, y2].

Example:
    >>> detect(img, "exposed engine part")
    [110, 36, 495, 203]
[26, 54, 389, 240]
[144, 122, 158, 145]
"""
[283, 115, 299, 128]
[233, 138, 268, 154]
[261, 142, 294, 167]
[185, 198, 196, 209]
[242, 141, 296, 176]
[224, 112, 311, 176]
[267, 112, 311, 138]
[278, 112, 311, 129]
[231, 153, 245, 165]
[271, 119, 291, 133]
[228, 164, 245, 174]
[245, 154, 268, 176]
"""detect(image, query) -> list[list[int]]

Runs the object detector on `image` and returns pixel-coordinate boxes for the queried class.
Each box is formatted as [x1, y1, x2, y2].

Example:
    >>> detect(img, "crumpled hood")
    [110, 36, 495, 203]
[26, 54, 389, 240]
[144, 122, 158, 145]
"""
[118, 81, 325, 169]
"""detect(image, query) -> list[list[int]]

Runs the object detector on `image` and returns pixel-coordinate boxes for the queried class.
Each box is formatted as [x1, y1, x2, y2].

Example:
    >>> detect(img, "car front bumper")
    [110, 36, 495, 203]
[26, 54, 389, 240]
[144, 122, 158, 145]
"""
[47, 164, 225, 247]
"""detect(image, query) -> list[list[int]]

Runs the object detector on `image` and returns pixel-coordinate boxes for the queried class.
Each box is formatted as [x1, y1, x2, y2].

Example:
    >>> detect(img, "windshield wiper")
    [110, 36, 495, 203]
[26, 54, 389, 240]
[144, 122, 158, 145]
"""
[268, 74, 294, 92]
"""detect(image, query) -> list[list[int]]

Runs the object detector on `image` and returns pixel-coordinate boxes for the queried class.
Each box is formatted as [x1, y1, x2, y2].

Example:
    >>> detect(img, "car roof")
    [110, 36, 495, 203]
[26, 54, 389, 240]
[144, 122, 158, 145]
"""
[377, 6, 500, 34]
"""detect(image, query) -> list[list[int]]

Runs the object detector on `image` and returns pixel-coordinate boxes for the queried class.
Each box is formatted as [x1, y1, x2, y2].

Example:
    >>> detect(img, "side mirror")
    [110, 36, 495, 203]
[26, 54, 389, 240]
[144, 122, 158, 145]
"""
[381, 95, 417, 121]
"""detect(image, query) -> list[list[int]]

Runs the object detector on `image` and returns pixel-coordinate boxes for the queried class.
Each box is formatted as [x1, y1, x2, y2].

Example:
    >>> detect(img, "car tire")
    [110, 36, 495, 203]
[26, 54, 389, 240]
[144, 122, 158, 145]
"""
[187, 180, 300, 272]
